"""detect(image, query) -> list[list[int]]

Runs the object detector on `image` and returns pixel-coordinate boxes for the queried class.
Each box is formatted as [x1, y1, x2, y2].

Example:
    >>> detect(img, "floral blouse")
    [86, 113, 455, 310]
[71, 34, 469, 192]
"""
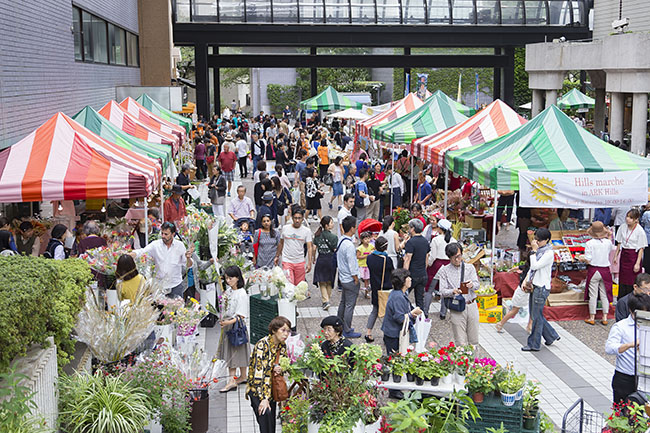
[246, 335, 287, 401]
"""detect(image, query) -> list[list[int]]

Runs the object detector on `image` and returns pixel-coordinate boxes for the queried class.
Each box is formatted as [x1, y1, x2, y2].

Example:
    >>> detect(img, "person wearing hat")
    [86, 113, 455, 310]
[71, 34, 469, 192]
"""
[45, 224, 69, 260]
[217, 141, 238, 197]
[417, 173, 434, 206]
[256, 191, 277, 229]
[164, 185, 187, 224]
[320, 315, 353, 358]
[578, 221, 615, 325]
[426, 218, 457, 319]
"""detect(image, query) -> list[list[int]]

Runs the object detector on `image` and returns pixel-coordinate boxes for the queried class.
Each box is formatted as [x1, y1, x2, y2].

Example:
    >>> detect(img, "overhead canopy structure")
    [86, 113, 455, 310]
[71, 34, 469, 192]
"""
[557, 88, 595, 110]
[356, 93, 424, 144]
[326, 108, 369, 121]
[411, 99, 526, 166]
[136, 94, 193, 135]
[446, 105, 650, 190]
[435, 90, 477, 117]
[371, 91, 468, 144]
[0, 113, 160, 202]
[361, 102, 392, 117]
[73, 106, 173, 173]
[99, 101, 180, 153]
[120, 97, 187, 142]
[300, 86, 362, 111]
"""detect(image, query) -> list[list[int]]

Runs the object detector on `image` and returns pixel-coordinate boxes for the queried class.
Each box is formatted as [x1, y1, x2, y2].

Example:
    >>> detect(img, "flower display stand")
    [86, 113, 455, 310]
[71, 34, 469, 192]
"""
[467, 394, 531, 433]
[250, 294, 278, 345]
[374, 377, 464, 396]
[277, 298, 296, 327]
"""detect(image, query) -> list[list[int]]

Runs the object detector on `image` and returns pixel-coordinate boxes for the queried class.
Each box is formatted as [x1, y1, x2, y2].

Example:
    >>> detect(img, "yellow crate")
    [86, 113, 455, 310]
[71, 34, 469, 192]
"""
[479, 306, 503, 323]
[477, 294, 498, 311]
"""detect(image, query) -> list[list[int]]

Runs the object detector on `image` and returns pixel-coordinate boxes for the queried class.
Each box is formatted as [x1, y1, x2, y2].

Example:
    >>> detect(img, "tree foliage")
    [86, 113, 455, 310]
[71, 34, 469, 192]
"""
[296, 67, 372, 98]
[267, 84, 302, 114]
[221, 68, 250, 87]
[513, 47, 531, 109]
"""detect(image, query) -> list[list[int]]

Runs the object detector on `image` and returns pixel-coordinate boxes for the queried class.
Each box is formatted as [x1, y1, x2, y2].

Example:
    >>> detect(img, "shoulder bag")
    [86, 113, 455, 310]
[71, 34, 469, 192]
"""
[253, 229, 262, 260]
[443, 262, 467, 312]
[271, 349, 289, 401]
[398, 313, 410, 354]
[226, 316, 249, 347]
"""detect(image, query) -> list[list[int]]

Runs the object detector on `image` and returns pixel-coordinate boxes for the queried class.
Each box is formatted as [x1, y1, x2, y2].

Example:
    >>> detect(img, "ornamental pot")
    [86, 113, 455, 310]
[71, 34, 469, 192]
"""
[515, 386, 524, 401]
[523, 416, 537, 430]
[189, 388, 209, 433]
[501, 391, 517, 407]
[415, 376, 424, 386]
[471, 392, 485, 403]
[364, 417, 382, 433]
[277, 298, 296, 327]
[440, 374, 453, 385]
[380, 372, 390, 382]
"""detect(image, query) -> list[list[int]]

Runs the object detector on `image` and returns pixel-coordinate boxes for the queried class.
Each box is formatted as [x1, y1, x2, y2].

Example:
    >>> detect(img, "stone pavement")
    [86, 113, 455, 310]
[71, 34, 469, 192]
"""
[195, 170, 616, 432]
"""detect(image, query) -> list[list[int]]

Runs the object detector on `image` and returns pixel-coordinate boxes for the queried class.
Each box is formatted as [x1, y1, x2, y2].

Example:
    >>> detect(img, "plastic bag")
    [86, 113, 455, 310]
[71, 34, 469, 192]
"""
[210, 358, 229, 383]
[285, 333, 305, 363]
[414, 315, 432, 353]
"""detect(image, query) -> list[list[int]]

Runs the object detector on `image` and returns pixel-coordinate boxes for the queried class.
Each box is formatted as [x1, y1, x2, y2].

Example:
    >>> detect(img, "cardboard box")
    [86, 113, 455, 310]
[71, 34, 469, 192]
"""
[466, 214, 484, 230]
[479, 306, 503, 323]
[477, 294, 498, 311]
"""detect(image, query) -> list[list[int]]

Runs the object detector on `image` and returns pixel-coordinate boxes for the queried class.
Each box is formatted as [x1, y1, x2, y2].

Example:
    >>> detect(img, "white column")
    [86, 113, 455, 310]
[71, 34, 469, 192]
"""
[531, 89, 544, 117]
[610, 92, 625, 144]
[631, 92, 648, 156]
[594, 88, 606, 137]
[545, 89, 558, 108]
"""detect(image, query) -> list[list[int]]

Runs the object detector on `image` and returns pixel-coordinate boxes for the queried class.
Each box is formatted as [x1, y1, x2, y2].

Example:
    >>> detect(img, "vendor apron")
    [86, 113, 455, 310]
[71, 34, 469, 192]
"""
[426, 258, 450, 292]
[620, 248, 641, 286]
[583, 265, 614, 303]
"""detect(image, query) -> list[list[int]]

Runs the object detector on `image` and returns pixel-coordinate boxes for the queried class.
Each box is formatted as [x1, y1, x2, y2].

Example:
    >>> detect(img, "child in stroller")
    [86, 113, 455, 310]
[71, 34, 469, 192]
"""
[235, 218, 255, 259]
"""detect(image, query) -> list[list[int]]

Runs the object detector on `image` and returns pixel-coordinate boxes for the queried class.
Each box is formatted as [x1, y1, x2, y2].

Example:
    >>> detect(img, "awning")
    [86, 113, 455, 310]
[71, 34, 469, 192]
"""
[300, 86, 362, 111]
[120, 97, 187, 142]
[557, 88, 595, 110]
[136, 93, 193, 134]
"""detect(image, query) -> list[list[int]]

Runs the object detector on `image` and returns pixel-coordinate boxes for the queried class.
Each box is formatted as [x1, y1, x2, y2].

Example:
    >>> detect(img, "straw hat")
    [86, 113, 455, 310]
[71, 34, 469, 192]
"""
[587, 221, 610, 239]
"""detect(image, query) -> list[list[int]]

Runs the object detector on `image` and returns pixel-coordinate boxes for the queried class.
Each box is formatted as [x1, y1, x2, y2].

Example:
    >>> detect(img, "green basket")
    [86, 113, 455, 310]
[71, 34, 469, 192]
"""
[250, 294, 279, 345]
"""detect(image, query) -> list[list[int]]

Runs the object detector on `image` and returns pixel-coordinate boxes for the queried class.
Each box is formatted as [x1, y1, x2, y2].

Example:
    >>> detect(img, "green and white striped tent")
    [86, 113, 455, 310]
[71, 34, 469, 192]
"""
[371, 90, 468, 144]
[435, 90, 477, 116]
[557, 88, 595, 110]
[446, 105, 650, 190]
[136, 94, 193, 135]
[72, 106, 174, 173]
[300, 86, 362, 111]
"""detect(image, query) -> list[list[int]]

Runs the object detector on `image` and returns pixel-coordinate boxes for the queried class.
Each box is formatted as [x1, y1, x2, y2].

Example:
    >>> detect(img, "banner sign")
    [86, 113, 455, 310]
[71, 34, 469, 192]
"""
[518, 170, 648, 208]
[416, 73, 428, 101]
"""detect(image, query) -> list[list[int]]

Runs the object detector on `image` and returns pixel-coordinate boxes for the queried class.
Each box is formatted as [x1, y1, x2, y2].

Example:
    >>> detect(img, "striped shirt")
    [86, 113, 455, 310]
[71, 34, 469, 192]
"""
[438, 261, 479, 302]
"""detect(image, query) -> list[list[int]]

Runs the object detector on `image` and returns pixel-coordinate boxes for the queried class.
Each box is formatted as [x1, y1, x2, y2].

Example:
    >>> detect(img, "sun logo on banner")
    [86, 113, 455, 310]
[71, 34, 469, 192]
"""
[530, 177, 557, 204]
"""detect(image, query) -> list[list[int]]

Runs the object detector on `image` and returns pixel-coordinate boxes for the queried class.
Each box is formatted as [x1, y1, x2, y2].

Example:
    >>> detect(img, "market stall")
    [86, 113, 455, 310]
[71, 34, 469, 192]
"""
[355, 92, 424, 147]
[556, 88, 595, 110]
[299, 85, 362, 111]
[446, 104, 650, 320]
[136, 93, 193, 135]
[434, 89, 478, 117]
[98, 100, 180, 152]
[326, 107, 369, 121]
[120, 97, 187, 143]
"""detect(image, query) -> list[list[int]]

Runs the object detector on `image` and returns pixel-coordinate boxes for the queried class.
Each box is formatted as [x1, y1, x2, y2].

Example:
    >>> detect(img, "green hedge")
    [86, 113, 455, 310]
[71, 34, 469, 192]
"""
[0, 256, 92, 372]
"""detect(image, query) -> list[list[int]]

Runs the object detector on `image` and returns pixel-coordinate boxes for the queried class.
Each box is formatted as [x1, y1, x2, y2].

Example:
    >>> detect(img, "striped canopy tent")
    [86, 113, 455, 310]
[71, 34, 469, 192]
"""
[356, 93, 424, 145]
[0, 113, 159, 202]
[300, 86, 362, 111]
[120, 97, 187, 143]
[371, 91, 468, 145]
[411, 99, 527, 166]
[73, 106, 173, 173]
[557, 88, 595, 110]
[99, 101, 180, 153]
[136, 94, 192, 135]
[445, 105, 650, 190]
[435, 90, 477, 116]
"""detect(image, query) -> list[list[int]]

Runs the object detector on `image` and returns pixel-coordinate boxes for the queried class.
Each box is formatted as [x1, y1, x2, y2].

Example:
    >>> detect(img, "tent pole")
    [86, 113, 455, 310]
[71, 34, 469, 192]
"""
[410, 153, 414, 205]
[490, 189, 498, 286]
[390, 143, 394, 215]
[160, 183, 165, 223]
[444, 166, 448, 218]
[144, 197, 149, 246]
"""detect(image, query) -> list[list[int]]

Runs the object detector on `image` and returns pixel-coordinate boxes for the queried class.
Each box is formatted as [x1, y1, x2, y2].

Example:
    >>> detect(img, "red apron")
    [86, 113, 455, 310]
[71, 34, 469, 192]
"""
[619, 248, 641, 286]
[426, 258, 450, 292]
[583, 265, 613, 303]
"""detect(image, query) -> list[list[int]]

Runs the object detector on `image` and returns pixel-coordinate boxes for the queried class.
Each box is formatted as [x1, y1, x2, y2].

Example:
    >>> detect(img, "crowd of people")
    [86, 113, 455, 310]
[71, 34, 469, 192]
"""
[4, 105, 650, 432]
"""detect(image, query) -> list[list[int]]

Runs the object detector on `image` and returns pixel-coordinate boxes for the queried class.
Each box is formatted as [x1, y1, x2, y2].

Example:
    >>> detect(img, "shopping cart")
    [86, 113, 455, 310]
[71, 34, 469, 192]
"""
[561, 398, 607, 433]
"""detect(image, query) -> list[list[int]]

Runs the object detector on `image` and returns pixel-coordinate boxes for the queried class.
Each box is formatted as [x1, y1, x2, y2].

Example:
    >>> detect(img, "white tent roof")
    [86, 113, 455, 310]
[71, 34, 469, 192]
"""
[326, 108, 370, 120]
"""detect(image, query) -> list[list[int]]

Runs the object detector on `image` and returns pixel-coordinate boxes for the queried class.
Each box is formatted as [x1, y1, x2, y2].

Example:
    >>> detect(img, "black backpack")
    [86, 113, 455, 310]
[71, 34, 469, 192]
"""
[43, 239, 63, 259]
[354, 182, 364, 208]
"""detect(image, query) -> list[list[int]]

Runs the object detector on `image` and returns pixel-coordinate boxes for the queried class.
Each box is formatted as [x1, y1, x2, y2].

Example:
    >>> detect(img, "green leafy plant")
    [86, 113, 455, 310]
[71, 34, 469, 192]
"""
[539, 411, 556, 433]
[58, 372, 151, 433]
[267, 84, 302, 115]
[498, 369, 526, 395]
[0, 367, 50, 433]
[465, 363, 495, 394]
[389, 353, 406, 377]
[279, 394, 310, 433]
[605, 401, 650, 433]
[523, 380, 541, 418]
[423, 390, 481, 433]
[381, 390, 431, 433]
[0, 256, 92, 372]
[486, 422, 509, 433]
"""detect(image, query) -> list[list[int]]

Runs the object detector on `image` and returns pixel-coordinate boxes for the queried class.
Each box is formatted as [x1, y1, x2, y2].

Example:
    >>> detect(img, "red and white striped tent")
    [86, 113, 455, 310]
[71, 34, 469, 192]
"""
[0, 113, 161, 202]
[120, 97, 187, 143]
[99, 100, 180, 153]
[410, 99, 526, 166]
[355, 93, 424, 145]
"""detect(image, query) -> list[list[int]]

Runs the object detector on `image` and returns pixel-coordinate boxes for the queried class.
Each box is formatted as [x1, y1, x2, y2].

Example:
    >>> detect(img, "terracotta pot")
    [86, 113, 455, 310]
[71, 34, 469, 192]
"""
[471, 392, 484, 403]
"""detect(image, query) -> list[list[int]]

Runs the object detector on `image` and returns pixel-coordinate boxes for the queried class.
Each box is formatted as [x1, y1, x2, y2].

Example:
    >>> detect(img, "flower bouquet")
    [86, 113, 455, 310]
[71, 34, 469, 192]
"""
[174, 298, 208, 337]
[155, 298, 185, 325]
[392, 207, 411, 232]
[80, 242, 155, 279]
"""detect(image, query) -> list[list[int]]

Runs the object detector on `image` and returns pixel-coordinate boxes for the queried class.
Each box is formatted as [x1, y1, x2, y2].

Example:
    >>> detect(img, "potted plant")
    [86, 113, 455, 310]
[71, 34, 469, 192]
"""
[498, 371, 525, 407]
[604, 401, 650, 433]
[405, 351, 417, 383]
[522, 380, 541, 430]
[390, 354, 406, 383]
[379, 355, 391, 382]
[381, 391, 431, 433]
[279, 395, 310, 433]
[421, 357, 449, 386]
[464, 360, 496, 403]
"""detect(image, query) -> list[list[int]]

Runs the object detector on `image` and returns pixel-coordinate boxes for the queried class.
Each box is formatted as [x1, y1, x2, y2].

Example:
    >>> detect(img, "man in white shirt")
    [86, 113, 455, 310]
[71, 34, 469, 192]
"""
[250, 132, 266, 178]
[337, 193, 355, 237]
[386, 165, 404, 209]
[236, 134, 249, 179]
[606, 293, 650, 403]
[132, 221, 192, 298]
[521, 228, 560, 351]
[228, 185, 256, 222]
[276, 206, 313, 285]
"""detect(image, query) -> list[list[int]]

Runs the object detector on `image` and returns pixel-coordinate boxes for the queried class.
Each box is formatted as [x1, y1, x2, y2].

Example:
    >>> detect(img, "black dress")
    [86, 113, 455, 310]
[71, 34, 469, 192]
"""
[366, 252, 394, 307]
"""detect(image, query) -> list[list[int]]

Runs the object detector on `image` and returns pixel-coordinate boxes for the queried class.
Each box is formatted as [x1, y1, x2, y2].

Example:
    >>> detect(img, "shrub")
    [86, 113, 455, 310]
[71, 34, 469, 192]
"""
[267, 84, 301, 115]
[0, 256, 92, 372]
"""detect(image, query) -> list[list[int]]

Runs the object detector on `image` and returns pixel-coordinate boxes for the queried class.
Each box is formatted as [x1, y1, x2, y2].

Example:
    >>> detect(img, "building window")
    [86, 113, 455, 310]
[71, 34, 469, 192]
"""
[127, 32, 139, 66]
[73, 5, 138, 66]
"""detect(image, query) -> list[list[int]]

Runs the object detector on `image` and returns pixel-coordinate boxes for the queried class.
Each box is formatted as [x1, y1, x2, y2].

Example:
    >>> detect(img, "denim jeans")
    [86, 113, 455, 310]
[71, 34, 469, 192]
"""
[526, 285, 559, 350]
[337, 279, 360, 332]
[252, 154, 262, 176]
[409, 275, 427, 316]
